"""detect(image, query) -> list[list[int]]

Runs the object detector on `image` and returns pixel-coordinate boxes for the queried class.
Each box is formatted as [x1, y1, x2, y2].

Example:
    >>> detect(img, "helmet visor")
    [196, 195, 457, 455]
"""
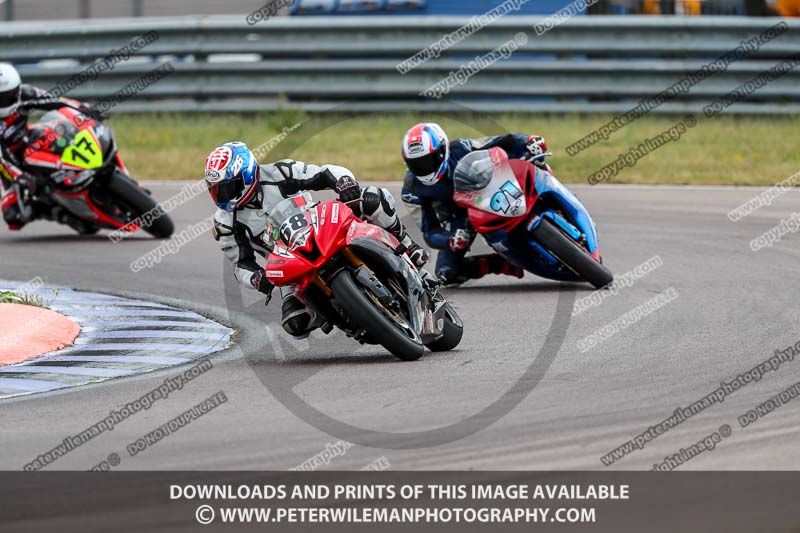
[0, 86, 20, 110]
[208, 175, 244, 207]
[405, 146, 445, 178]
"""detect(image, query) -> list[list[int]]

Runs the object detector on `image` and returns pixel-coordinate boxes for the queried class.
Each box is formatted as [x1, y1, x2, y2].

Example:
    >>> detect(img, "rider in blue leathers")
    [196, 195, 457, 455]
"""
[400, 122, 550, 284]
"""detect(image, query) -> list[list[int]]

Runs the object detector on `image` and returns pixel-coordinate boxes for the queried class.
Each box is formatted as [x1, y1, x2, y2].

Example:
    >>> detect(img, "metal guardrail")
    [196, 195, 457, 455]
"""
[1, 16, 799, 114]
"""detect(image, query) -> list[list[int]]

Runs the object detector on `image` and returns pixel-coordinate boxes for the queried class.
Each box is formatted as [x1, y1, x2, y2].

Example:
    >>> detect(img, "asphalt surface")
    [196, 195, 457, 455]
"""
[1, 182, 799, 471]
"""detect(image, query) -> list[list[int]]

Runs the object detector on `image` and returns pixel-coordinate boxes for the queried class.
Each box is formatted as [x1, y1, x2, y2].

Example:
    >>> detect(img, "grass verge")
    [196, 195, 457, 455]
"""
[109, 111, 800, 186]
[0, 289, 58, 308]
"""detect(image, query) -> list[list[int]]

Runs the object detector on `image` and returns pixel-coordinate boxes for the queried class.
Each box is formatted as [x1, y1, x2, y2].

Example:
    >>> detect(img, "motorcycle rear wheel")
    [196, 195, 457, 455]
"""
[331, 269, 425, 361]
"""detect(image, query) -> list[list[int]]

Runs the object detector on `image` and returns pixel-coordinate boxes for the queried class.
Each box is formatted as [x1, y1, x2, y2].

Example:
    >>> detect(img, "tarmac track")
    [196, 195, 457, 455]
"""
[0, 182, 799, 471]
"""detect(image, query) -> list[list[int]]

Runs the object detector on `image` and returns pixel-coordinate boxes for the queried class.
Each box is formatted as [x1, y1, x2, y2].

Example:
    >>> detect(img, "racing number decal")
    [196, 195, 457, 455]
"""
[280, 213, 309, 244]
[61, 130, 102, 169]
[490, 180, 523, 214]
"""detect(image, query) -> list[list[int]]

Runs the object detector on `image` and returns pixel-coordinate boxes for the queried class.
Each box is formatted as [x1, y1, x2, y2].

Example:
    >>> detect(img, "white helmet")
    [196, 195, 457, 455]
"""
[401, 122, 449, 186]
[0, 63, 22, 118]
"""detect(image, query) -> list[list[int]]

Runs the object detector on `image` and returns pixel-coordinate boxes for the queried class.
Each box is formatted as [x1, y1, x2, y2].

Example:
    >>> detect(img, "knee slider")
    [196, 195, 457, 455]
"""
[281, 296, 312, 337]
[282, 312, 311, 337]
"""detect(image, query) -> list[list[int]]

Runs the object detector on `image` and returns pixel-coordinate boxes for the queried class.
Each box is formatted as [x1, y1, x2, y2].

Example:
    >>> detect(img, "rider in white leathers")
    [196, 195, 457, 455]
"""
[206, 142, 429, 339]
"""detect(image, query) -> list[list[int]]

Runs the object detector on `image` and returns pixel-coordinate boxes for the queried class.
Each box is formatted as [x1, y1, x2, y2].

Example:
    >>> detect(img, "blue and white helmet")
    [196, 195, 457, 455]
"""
[205, 142, 260, 211]
[401, 122, 449, 186]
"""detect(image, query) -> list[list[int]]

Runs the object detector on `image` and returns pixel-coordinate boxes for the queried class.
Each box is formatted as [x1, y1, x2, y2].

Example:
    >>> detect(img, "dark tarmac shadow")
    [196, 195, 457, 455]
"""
[443, 280, 593, 294]
[249, 345, 464, 366]
[0, 233, 155, 244]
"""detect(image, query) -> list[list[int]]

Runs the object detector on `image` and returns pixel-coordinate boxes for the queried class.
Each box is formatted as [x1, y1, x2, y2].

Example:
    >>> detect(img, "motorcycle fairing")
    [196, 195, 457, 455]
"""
[532, 168, 600, 255]
[454, 147, 527, 219]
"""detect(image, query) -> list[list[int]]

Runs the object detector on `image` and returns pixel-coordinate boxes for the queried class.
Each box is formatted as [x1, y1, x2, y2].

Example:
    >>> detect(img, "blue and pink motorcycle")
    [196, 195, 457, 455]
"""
[452, 147, 613, 289]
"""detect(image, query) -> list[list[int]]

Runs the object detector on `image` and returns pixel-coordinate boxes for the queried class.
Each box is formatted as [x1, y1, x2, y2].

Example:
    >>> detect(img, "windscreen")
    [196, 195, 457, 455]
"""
[454, 150, 495, 193]
[268, 193, 314, 247]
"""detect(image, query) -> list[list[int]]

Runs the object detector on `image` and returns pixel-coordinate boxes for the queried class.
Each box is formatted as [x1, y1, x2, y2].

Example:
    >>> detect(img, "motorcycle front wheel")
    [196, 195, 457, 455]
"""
[107, 171, 174, 239]
[331, 269, 425, 361]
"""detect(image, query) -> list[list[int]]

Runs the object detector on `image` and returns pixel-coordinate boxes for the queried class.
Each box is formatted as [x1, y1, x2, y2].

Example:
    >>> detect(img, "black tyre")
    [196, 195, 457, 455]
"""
[107, 171, 174, 239]
[426, 303, 464, 352]
[331, 269, 425, 361]
[531, 218, 613, 289]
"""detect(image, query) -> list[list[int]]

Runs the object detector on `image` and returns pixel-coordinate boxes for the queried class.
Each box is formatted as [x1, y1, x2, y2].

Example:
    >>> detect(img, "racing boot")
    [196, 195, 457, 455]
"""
[1, 175, 38, 230]
[50, 206, 97, 235]
[460, 254, 524, 281]
[1, 189, 26, 230]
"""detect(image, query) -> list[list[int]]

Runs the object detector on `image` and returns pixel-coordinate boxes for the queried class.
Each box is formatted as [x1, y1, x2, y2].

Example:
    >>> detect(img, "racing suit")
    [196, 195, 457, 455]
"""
[0, 84, 88, 230]
[213, 159, 425, 338]
[402, 133, 549, 284]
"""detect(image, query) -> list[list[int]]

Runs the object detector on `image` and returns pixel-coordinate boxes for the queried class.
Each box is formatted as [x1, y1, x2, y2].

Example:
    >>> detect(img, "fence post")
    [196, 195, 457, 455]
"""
[132, 0, 143, 17]
[4, 0, 14, 21]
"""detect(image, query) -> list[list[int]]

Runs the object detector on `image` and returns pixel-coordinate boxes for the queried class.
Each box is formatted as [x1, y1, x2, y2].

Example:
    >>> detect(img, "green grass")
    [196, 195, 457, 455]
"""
[0, 289, 58, 308]
[110, 111, 800, 186]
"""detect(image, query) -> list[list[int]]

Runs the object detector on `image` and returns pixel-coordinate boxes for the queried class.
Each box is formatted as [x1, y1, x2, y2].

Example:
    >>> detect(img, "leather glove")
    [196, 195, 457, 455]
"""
[449, 226, 474, 252]
[250, 270, 274, 305]
[524, 135, 548, 161]
[78, 102, 106, 122]
[334, 176, 361, 204]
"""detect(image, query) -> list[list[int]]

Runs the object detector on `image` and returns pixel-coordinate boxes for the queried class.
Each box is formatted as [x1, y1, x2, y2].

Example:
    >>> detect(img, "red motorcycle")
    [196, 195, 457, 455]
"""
[15, 103, 173, 238]
[265, 192, 463, 361]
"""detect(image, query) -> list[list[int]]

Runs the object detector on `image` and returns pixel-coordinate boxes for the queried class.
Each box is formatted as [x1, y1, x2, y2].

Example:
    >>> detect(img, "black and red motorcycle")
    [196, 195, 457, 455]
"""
[12, 104, 173, 238]
[265, 192, 463, 361]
